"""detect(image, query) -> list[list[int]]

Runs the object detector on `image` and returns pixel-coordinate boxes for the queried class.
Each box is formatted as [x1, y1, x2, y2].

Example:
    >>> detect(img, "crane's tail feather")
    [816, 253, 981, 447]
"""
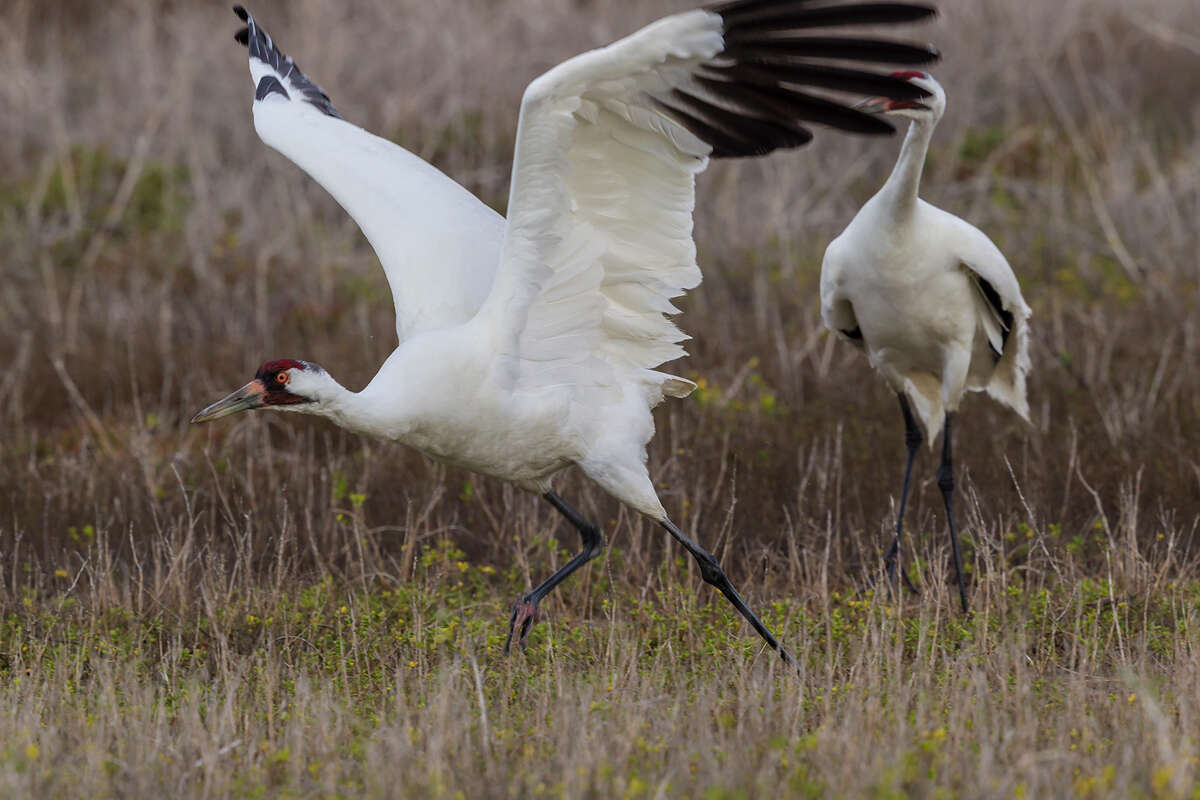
[906, 314, 1031, 448]
[903, 373, 944, 446]
[984, 313, 1032, 423]
[655, 372, 698, 399]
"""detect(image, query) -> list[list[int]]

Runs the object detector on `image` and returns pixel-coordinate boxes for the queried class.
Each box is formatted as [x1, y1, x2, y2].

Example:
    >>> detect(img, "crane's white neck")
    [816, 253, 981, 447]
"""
[283, 370, 410, 439]
[879, 117, 936, 216]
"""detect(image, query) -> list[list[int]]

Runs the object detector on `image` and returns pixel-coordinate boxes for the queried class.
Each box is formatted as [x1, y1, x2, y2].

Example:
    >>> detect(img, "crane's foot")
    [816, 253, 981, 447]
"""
[504, 597, 541, 654]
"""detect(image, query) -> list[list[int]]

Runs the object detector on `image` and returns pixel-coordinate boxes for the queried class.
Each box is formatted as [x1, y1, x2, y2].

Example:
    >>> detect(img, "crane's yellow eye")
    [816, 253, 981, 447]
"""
[276, 371, 289, 385]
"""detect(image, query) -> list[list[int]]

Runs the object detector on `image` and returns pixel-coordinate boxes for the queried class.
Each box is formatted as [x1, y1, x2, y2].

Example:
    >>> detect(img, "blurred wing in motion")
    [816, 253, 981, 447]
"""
[483, 0, 939, 398]
[233, 6, 505, 342]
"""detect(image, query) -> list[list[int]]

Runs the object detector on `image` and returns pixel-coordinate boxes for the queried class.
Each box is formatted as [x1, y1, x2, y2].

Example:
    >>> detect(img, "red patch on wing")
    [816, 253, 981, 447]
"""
[890, 70, 928, 81]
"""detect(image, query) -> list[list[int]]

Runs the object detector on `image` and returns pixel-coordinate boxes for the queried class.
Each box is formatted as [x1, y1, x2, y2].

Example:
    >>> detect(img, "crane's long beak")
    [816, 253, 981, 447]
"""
[191, 379, 267, 423]
[854, 96, 891, 114]
[854, 96, 929, 114]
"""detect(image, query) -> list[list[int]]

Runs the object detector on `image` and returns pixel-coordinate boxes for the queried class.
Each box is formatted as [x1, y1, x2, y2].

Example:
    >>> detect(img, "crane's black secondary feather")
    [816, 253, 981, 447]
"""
[977, 277, 1013, 359]
[231, 6, 340, 119]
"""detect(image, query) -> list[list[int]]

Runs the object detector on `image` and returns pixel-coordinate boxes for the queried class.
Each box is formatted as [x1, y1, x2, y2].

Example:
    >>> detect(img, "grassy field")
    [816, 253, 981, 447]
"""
[2, 0, 1199, 796]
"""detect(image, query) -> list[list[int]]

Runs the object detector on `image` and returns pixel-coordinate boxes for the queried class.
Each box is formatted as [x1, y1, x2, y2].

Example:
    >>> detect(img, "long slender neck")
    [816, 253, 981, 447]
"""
[307, 368, 416, 441]
[878, 117, 935, 219]
[299, 374, 383, 438]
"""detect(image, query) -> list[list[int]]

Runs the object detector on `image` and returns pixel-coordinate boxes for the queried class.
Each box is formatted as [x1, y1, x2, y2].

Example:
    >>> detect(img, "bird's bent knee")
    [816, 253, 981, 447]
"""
[583, 525, 604, 560]
[698, 552, 726, 587]
[586, 536, 604, 560]
[937, 466, 954, 493]
[905, 428, 923, 450]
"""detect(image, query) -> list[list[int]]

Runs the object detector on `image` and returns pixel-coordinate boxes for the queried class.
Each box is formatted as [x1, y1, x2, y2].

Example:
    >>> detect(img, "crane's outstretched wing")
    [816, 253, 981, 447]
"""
[233, 7, 505, 342]
[481, 0, 938, 399]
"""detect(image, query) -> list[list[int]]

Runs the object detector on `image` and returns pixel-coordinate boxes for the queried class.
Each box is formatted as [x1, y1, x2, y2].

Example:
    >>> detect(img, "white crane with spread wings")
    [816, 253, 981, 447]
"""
[194, 3, 938, 661]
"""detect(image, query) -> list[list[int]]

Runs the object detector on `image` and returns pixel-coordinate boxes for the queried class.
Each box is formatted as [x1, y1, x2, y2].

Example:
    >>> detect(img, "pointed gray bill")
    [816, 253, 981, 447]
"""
[853, 96, 930, 114]
[191, 379, 267, 423]
[853, 96, 892, 114]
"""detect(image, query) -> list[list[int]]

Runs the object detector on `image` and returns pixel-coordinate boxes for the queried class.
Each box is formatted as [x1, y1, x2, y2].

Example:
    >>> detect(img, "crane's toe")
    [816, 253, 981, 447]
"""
[504, 597, 541, 654]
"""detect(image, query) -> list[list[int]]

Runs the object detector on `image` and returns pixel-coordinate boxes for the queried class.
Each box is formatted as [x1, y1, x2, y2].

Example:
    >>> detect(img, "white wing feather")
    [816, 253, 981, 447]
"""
[481, 10, 727, 401]
[239, 10, 505, 342]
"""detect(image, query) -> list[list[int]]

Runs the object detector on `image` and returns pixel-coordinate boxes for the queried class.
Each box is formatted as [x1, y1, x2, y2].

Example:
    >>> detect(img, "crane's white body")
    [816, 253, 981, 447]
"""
[299, 323, 659, 503]
[240, 8, 735, 518]
[820, 77, 1031, 442]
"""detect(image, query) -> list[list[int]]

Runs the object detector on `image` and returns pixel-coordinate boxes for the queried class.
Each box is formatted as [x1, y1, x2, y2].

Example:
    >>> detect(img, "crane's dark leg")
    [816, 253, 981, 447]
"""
[660, 518, 795, 668]
[883, 393, 922, 596]
[938, 412, 970, 614]
[505, 491, 604, 653]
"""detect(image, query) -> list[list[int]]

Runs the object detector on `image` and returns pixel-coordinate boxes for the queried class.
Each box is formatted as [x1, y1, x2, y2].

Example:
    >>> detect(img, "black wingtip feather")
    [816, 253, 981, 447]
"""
[724, 36, 941, 66]
[229, 6, 342, 119]
[655, 0, 940, 156]
[721, 3, 937, 35]
[691, 74, 896, 139]
[653, 97, 766, 158]
[704, 61, 932, 102]
[665, 88, 816, 157]
[711, 0, 937, 20]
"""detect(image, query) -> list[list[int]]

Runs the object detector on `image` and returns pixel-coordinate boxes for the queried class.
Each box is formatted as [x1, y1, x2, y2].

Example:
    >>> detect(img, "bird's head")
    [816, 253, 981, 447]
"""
[191, 359, 329, 423]
[855, 71, 945, 122]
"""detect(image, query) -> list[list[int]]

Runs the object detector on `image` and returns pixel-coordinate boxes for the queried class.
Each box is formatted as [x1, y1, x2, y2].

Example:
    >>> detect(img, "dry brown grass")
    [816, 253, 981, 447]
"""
[1, 0, 1198, 796]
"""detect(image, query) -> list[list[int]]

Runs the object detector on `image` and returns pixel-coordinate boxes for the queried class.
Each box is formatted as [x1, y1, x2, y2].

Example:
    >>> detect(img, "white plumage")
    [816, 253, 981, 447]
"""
[244, 24, 505, 341]
[197, 4, 938, 658]
[819, 72, 1031, 613]
[482, 11, 722, 403]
